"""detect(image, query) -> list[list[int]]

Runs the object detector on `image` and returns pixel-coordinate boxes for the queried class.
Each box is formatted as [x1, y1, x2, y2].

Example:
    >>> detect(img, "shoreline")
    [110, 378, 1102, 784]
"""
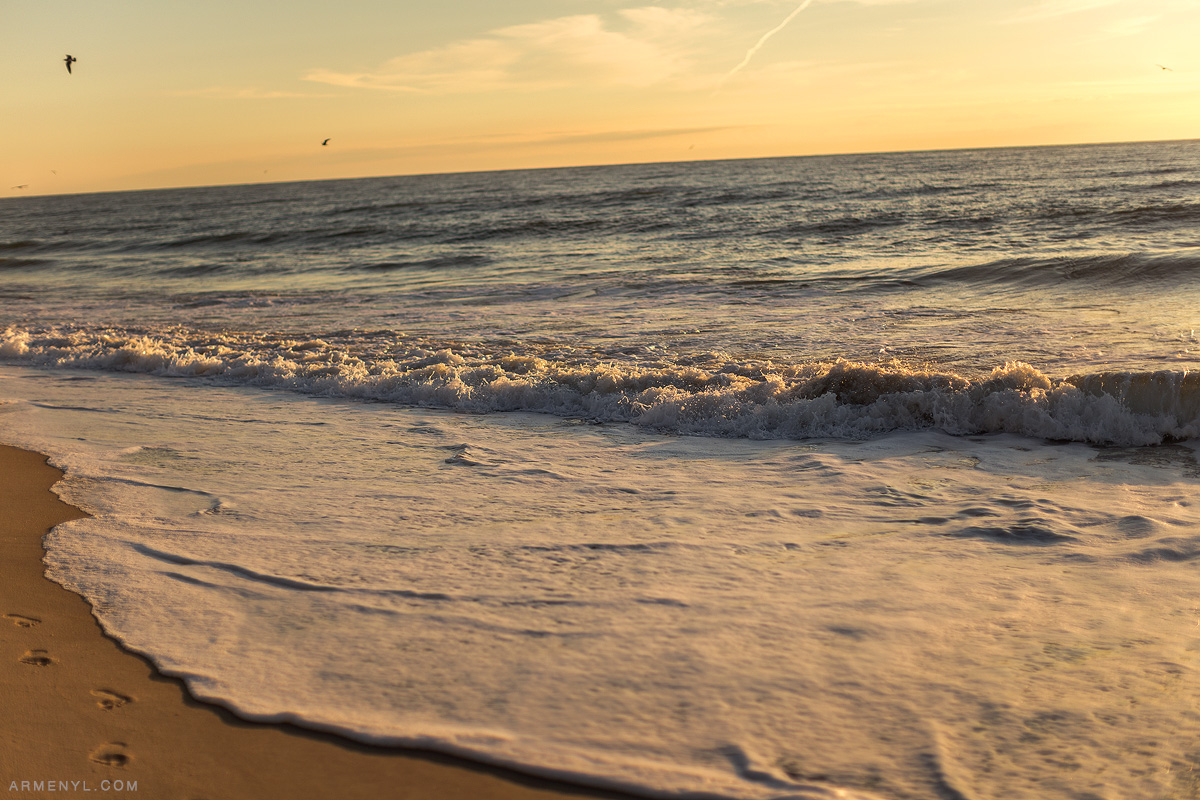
[0, 443, 629, 800]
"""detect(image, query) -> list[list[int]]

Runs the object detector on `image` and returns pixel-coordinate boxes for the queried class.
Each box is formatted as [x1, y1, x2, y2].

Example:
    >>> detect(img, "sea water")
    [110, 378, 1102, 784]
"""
[2, 142, 1200, 799]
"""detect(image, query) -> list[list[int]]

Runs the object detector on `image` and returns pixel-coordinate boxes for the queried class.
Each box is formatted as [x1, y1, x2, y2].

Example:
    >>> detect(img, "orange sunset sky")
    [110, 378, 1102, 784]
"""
[3, 0, 1197, 197]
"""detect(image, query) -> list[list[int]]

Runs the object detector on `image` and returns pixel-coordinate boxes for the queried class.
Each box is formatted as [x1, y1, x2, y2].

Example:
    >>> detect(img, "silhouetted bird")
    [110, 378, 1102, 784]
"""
[11, 185, 29, 190]
[322, 139, 331, 146]
[64, 55, 77, 74]
[1157, 64, 1173, 71]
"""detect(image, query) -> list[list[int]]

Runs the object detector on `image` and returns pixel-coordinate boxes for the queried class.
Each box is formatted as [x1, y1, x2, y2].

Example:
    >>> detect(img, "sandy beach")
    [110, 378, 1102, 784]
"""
[0, 443, 626, 800]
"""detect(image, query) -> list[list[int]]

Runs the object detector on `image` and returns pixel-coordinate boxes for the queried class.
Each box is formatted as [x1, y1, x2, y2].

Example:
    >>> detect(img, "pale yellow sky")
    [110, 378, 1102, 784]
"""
[3, 0, 1198, 196]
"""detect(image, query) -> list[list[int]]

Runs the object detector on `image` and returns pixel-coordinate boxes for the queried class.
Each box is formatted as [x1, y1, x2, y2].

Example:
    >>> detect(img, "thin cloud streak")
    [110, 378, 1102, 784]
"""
[329, 125, 744, 161]
[173, 87, 335, 100]
[714, 0, 816, 92]
[1095, 14, 1160, 38]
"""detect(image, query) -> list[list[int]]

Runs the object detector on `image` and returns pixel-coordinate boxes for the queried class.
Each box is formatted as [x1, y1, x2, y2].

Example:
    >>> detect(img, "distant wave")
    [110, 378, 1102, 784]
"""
[710, 250, 1200, 295]
[11, 181, 1200, 276]
[157, 231, 294, 249]
[330, 199, 444, 216]
[3, 325, 1197, 446]
[0, 239, 87, 254]
[1108, 203, 1200, 226]
[0, 227, 403, 257]
[0, 257, 51, 269]
[146, 227, 394, 250]
[1109, 166, 1190, 178]
[442, 215, 675, 243]
[781, 212, 908, 237]
[1135, 179, 1200, 192]
[353, 254, 493, 272]
[916, 251, 1200, 288]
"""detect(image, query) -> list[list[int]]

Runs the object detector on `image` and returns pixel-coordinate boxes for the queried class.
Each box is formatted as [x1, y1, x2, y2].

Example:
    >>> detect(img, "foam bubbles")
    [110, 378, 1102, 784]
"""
[5, 363, 1200, 800]
[2, 325, 1196, 446]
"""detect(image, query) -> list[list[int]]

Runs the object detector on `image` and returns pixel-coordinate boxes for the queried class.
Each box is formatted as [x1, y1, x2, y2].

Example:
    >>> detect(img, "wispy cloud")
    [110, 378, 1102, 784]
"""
[174, 87, 334, 100]
[1096, 14, 1159, 38]
[305, 2, 933, 98]
[510, 125, 739, 146]
[711, 0, 919, 6]
[1004, 0, 1124, 24]
[321, 125, 741, 159]
[306, 9, 712, 94]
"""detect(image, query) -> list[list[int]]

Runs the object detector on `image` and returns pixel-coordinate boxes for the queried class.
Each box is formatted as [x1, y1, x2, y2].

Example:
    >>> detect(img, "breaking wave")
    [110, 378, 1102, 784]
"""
[3, 325, 1197, 446]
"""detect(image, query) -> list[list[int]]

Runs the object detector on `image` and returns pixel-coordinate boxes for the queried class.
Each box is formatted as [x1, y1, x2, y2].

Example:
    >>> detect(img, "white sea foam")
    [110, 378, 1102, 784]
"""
[3, 325, 1197, 446]
[3, 364, 1200, 799]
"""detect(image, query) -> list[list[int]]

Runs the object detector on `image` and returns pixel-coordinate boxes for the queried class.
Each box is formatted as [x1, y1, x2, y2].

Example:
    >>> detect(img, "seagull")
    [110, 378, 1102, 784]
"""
[64, 54, 76, 74]
[1157, 64, 1173, 71]
[321, 138, 331, 146]
[11, 185, 29, 190]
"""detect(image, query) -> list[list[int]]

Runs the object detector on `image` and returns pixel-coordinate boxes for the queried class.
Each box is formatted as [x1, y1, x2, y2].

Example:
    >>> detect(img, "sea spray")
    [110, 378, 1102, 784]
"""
[4, 325, 1197, 445]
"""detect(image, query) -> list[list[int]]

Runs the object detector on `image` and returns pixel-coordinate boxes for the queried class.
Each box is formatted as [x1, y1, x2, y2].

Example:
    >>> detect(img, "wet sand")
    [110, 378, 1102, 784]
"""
[0, 444, 627, 800]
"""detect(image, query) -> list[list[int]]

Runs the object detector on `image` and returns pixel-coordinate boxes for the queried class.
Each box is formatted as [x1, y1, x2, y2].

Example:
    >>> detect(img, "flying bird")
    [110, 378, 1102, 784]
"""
[1157, 64, 1173, 71]
[321, 138, 331, 146]
[11, 185, 29, 190]
[64, 54, 77, 74]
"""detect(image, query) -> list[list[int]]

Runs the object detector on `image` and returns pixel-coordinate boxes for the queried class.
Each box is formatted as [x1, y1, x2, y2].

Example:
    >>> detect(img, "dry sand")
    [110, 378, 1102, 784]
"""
[0, 444, 627, 800]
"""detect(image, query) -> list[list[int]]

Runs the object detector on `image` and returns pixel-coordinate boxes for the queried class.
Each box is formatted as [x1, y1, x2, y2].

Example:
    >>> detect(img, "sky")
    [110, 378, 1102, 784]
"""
[3, 0, 1198, 196]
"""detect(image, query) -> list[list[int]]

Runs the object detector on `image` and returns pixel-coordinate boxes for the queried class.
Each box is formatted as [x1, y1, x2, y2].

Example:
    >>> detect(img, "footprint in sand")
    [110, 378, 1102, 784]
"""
[19, 649, 54, 667]
[91, 689, 133, 711]
[89, 743, 130, 768]
[3, 614, 41, 628]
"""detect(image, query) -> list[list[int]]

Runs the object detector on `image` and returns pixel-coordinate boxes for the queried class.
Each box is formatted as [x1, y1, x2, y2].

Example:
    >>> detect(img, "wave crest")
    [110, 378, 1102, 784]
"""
[921, 251, 1200, 288]
[3, 325, 1197, 446]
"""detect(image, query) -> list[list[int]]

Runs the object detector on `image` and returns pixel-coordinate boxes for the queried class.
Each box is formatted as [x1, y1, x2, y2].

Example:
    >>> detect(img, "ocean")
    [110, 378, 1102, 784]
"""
[2, 140, 1199, 799]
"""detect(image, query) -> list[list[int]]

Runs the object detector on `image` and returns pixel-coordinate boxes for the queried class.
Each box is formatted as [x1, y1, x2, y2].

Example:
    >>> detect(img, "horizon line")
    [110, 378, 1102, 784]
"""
[5, 135, 1198, 202]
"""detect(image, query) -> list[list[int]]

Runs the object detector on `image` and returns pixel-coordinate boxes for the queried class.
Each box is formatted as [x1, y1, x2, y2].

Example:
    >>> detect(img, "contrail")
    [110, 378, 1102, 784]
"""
[715, 0, 816, 92]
